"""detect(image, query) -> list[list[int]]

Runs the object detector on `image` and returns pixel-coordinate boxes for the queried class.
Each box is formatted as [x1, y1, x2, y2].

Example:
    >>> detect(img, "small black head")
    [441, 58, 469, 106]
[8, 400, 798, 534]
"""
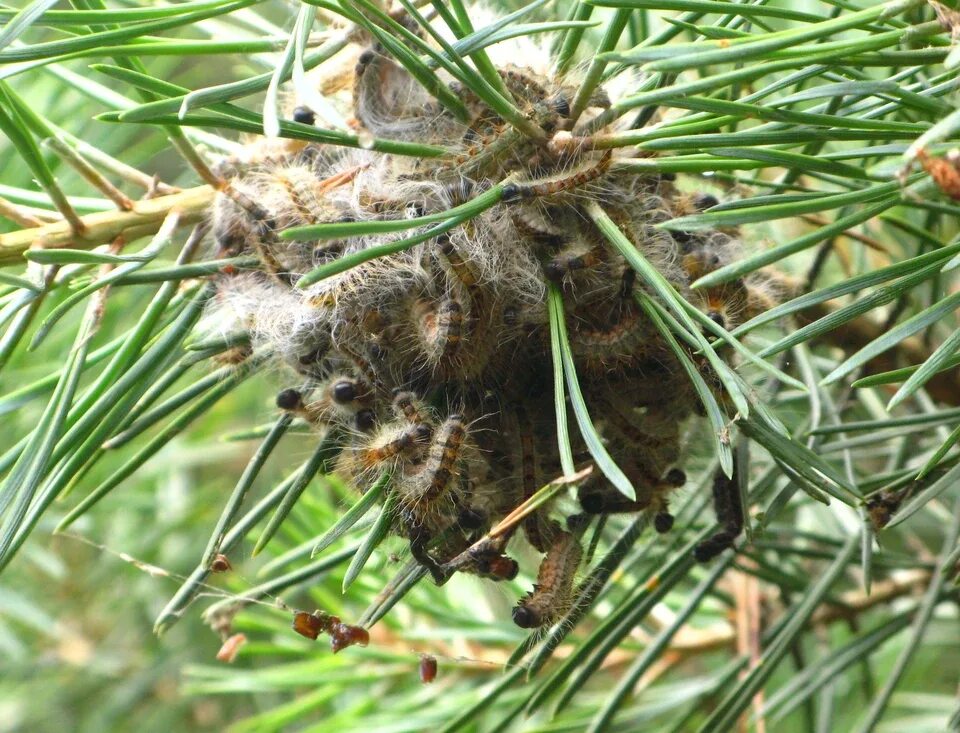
[512, 605, 540, 629]
[275, 388, 303, 410]
[550, 94, 571, 118]
[707, 311, 726, 329]
[437, 235, 455, 256]
[579, 493, 606, 515]
[693, 193, 719, 211]
[292, 106, 315, 125]
[693, 544, 714, 563]
[665, 468, 687, 487]
[331, 380, 357, 404]
[215, 231, 245, 258]
[694, 535, 732, 563]
[654, 512, 675, 534]
[355, 409, 376, 432]
[501, 183, 523, 203]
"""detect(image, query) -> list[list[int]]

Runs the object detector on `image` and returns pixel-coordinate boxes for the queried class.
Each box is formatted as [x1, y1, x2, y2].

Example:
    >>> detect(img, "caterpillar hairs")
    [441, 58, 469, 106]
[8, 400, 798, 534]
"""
[203, 8, 790, 630]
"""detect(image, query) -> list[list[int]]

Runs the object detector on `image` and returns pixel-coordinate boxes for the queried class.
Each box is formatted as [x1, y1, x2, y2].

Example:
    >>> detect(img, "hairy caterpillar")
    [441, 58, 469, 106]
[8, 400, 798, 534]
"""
[204, 7, 782, 629]
[513, 530, 583, 629]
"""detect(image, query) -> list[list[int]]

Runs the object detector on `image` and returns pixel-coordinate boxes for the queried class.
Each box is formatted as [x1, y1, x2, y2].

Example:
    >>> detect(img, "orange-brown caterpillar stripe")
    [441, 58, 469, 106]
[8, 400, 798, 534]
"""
[362, 423, 430, 467]
[423, 416, 466, 503]
[502, 150, 612, 202]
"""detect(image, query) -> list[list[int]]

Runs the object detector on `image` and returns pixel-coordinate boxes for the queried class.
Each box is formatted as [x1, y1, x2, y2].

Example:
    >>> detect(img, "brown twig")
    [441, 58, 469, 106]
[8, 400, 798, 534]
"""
[733, 561, 766, 733]
[0, 185, 214, 266]
[799, 214, 891, 255]
[43, 137, 134, 212]
[61, 133, 179, 196]
[0, 195, 46, 228]
[362, 567, 939, 680]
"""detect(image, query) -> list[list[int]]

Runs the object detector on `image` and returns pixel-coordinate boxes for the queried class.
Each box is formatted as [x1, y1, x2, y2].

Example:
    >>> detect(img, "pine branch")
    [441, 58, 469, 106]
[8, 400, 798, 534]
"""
[0, 185, 212, 264]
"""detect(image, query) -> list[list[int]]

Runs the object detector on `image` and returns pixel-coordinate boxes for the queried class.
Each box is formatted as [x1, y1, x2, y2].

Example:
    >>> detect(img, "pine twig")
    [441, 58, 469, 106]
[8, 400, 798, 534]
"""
[0, 185, 214, 265]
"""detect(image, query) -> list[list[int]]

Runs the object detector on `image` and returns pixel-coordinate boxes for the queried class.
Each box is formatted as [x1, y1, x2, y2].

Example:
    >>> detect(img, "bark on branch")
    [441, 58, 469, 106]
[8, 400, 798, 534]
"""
[0, 185, 214, 265]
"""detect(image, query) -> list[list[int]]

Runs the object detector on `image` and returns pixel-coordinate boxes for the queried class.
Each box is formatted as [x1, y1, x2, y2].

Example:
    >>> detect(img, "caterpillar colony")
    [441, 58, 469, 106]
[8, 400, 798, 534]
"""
[207, 11, 789, 631]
